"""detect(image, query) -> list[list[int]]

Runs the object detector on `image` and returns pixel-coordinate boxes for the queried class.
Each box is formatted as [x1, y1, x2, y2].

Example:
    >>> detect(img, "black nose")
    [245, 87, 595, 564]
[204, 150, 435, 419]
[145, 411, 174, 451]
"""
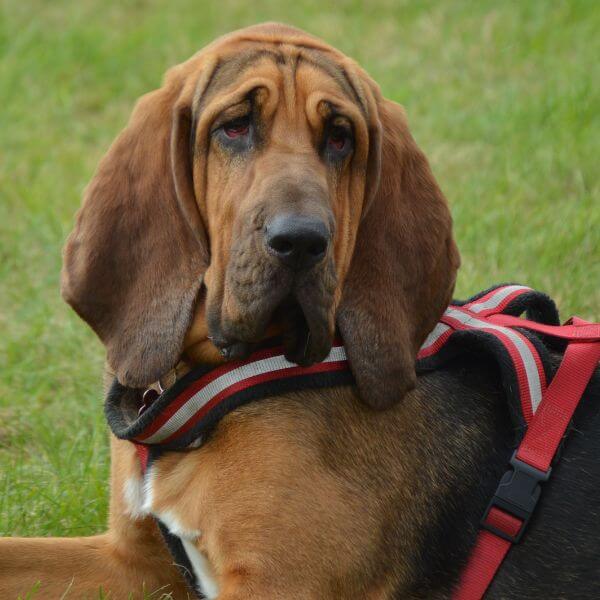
[265, 214, 330, 269]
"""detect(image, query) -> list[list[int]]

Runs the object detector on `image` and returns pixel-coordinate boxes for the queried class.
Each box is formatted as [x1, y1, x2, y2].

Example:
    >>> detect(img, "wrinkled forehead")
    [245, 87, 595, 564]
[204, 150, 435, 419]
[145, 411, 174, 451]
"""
[193, 41, 368, 118]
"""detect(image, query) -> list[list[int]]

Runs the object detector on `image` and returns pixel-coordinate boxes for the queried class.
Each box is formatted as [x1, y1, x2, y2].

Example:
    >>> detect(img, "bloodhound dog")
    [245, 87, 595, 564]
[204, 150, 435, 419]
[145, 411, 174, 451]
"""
[2, 23, 599, 600]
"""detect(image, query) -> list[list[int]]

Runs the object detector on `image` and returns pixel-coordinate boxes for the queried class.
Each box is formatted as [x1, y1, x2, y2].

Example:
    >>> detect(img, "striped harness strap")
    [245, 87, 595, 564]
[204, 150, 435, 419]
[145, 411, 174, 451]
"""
[106, 339, 352, 458]
[417, 284, 600, 599]
[104, 284, 599, 599]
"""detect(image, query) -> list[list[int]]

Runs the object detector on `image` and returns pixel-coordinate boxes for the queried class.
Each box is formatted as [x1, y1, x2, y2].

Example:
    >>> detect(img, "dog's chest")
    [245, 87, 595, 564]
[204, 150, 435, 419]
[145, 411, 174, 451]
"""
[123, 464, 219, 599]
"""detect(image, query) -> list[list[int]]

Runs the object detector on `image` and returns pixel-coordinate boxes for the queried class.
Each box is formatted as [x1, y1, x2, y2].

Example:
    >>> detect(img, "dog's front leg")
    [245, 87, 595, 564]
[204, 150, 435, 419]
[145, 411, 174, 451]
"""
[0, 533, 187, 598]
[0, 437, 189, 599]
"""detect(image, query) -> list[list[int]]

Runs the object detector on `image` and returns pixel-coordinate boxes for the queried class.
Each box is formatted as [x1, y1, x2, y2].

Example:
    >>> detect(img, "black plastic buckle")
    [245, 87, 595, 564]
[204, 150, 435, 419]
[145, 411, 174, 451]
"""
[481, 451, 551, 543]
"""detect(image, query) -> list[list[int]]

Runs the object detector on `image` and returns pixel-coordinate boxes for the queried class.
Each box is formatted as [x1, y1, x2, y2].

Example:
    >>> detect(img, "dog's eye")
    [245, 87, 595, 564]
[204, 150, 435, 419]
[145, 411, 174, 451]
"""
[327, 127, 348, 151]
[223, 116, 250, 138]
[326, 125, 352, 157]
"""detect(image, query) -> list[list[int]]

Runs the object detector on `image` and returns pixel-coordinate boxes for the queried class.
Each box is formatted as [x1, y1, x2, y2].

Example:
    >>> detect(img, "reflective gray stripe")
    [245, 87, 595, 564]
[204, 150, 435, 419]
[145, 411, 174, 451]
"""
[420, 322, 451, 353]
[444, 308, 543, 412]
[142, 346, 347, 444]
[468, 285, 531, 313]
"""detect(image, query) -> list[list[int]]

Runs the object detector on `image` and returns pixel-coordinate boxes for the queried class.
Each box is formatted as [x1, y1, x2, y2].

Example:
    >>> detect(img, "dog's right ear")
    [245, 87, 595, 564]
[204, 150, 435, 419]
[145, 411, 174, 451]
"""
[338, 98, 460, 410]
[61, 65, 210, 388]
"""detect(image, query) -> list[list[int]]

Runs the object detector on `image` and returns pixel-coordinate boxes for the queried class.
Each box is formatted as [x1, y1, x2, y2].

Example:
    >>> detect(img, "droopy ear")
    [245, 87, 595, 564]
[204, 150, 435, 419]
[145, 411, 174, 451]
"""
[61, 68, 209, 388]
[338, 99, 460, 409]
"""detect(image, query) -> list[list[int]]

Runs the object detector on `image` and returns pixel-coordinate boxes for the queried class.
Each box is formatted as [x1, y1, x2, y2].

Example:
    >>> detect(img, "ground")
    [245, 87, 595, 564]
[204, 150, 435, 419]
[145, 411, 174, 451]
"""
[1, 0, 598, 564]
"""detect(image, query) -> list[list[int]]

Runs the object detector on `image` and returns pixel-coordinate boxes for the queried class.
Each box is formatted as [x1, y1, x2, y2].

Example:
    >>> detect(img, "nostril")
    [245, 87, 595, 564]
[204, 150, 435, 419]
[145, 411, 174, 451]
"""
[269, 236, 294, 255]
[307, 240, 327, 257]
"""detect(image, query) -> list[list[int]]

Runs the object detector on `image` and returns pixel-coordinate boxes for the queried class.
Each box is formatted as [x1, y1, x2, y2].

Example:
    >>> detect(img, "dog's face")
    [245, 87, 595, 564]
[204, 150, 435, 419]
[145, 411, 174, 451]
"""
[194, 46, 375, 365]
[62, 23, 460, 409]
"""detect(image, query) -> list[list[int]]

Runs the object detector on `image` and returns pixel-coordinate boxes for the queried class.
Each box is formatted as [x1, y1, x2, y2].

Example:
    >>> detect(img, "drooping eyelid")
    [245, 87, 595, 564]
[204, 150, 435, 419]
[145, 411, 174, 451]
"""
[200, 77, 279, 137]
[306, 93, 362, 138]
[211, 101, 252, 134]
[329, 114, 353, 135]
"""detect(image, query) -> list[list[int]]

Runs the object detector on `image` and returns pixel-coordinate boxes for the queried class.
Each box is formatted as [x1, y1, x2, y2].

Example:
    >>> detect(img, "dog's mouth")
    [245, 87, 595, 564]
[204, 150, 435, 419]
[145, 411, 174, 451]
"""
[211, 292, 334, 366]
[207, 259, 337, 367]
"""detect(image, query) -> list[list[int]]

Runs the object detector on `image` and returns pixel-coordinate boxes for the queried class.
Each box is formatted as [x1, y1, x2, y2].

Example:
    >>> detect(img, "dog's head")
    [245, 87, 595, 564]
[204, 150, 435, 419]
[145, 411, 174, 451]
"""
[62, 23, 459, 409]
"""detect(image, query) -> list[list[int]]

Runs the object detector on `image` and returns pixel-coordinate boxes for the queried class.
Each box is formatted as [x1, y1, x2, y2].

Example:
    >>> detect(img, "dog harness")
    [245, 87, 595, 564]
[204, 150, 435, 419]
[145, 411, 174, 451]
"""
[418, 284, 600, 598]
[105, 284, 600, 599]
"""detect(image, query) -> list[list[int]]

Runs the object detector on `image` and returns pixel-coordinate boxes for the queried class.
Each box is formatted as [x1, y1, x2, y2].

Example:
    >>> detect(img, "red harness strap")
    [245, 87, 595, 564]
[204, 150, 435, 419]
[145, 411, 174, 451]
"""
[452, 311, 600, 598]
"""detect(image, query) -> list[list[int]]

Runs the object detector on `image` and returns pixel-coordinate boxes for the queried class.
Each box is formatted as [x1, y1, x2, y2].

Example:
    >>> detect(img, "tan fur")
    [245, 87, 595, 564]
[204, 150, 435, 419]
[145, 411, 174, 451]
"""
[0, 23, 459, 598]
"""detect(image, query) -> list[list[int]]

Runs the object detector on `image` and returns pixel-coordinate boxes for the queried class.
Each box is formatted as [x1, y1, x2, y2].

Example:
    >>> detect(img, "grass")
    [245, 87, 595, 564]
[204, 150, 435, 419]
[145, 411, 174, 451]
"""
[16, 582, 176, 600]
[1, 0, 598, 542]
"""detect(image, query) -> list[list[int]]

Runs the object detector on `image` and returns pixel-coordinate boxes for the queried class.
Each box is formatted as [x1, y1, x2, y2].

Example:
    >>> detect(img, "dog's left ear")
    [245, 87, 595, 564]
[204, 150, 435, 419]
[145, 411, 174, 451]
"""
[338, 98, 460, 410]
